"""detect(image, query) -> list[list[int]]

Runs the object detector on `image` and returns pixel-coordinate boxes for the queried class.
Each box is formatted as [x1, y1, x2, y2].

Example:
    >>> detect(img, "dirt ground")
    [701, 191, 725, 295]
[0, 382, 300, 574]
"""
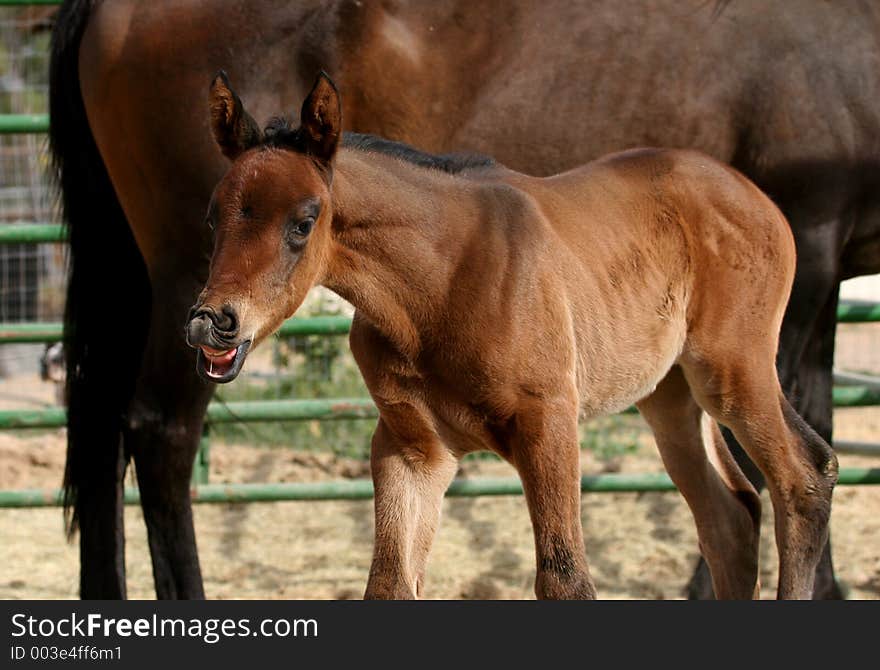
[0, 422, 878, 600]
[0, 322, 878, 600]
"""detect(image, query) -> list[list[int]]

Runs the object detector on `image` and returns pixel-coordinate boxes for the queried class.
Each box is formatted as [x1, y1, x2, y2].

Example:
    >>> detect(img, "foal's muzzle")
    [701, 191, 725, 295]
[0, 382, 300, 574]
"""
[185, 304, 251, 383]
[186, 304, 238, 342]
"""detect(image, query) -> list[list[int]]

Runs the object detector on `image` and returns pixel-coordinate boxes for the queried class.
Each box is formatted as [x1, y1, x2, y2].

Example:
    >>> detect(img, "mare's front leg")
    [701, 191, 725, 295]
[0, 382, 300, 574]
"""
[365, 409, 457, 599]
[125, 271, 215, 599]
[510, 391, 596, 600]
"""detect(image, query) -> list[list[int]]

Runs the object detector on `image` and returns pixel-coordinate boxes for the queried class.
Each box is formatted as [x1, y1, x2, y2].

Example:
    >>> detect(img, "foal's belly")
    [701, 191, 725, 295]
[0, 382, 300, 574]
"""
[573, 304, 689, 420]
[416, 317, 688, 458]
[575, 345, 682, 420]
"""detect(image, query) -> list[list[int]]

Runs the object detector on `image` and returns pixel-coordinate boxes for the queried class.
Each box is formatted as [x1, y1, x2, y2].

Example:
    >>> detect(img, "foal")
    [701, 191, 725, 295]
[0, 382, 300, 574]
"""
[186, 73, 838, 599]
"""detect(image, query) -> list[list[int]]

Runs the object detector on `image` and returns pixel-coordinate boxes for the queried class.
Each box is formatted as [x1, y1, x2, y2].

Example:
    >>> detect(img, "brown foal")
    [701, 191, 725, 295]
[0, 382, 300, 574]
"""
[186, 73, 838, 599]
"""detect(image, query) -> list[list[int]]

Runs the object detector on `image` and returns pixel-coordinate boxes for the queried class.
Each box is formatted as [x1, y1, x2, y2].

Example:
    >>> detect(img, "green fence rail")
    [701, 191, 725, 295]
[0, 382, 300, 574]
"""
[0, 114, 49, 134]
[831, 386, 880, 407]
[0, 223, 64, 244]
[836, 300, 880, 323]
[0, 398, 379, 430]
[0, 322, 61, 343]
[6, 308, 880, 343]
[1, 385, 878, 432]
[0, 317, 353, 342]
[1, 467, 877, 509]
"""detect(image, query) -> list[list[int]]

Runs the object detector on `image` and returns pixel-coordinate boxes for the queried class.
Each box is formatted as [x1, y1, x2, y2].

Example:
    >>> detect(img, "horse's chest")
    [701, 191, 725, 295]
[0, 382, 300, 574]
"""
[414, 356, 517, 456]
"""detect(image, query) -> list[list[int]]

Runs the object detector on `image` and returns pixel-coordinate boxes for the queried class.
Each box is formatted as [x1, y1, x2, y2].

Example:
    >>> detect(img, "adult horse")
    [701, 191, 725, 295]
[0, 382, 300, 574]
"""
[50, 0, 880, 599]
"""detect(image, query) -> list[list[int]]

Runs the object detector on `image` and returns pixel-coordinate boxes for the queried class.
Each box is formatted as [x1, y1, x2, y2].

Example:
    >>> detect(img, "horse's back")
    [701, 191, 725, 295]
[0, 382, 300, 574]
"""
[579, 147, 796, 345]
[501, 147, 797, 392]
[572, 148, 793, 412]
[545, 147, 793, 263]
[513, 147, 783, 248]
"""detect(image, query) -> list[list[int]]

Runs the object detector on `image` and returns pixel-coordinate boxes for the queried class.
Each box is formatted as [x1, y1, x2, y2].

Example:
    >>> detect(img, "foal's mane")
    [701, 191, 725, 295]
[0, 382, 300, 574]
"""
[342, 132, 496, 175]
[262, 117, 495, 175]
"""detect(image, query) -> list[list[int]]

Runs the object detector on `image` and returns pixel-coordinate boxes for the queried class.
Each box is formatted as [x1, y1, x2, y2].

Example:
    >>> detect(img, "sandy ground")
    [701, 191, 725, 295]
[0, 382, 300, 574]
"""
[0, 321, 878, 600]
[0, 424, 877, 600]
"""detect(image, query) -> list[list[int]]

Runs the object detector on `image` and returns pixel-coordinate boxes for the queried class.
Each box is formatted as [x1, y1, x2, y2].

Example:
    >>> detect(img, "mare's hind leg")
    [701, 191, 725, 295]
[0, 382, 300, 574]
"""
[125, 275, 214, 599]
[637, 367, 761, 599]
[510, 392, 596, 599]
[364, 408, 457, 599]
[681, 349, 838, 599]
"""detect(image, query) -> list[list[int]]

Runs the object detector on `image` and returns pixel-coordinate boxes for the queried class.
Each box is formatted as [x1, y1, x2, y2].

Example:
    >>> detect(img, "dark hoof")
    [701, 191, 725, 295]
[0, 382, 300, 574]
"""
[812, 577, 846, 600]
[685, 558, 716, 600]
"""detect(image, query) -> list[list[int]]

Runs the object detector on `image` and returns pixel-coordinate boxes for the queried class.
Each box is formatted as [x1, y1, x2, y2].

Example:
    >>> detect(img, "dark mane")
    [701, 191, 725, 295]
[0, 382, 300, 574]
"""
[261, 118, 495, 175]
[262, 117, 310, 152]
[342, 132, 496, 175]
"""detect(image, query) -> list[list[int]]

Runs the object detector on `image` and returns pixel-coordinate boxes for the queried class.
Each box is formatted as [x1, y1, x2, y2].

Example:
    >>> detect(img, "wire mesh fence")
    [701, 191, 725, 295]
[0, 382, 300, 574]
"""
[836, 278, 880, 447]
[0, 7, 61, 378]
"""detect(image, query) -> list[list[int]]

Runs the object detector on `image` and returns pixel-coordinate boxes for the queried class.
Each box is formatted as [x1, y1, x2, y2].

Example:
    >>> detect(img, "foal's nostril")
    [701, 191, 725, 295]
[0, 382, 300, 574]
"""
[185, 303, 238, 346]
[217, 305, 238, 334]
[210, 305, 238, 336]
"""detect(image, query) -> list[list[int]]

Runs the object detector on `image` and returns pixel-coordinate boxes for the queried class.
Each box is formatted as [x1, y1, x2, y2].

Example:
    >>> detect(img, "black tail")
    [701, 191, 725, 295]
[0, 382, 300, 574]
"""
[49, 0, 150, 536]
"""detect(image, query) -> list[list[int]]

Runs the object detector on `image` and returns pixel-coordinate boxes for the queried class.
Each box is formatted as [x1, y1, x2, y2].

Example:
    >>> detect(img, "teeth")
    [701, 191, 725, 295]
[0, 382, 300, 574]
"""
[202, 347, 235, 360]
[200, 345, 244, 380]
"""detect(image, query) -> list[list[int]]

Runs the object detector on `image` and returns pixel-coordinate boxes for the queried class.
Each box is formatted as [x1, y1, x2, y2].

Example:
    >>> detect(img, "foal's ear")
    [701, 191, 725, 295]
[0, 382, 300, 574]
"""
[299, 71, 342, 164]
[209, 71, 262, 160]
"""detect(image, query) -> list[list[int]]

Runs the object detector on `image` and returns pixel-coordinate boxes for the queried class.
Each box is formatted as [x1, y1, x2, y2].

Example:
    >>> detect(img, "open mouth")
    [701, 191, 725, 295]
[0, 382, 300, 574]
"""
[196, 340, 251, 383]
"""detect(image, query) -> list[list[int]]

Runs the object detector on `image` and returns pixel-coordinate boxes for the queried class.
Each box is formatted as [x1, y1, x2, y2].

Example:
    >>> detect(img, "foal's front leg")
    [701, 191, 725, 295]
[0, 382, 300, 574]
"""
[511, 395, 596, 599]
[365, 411, 457, 599]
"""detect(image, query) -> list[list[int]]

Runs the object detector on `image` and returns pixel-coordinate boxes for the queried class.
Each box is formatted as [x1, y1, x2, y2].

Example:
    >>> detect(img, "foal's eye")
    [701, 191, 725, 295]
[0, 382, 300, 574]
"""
[286, 217, 315, 247]
[294, 218, 314, 236]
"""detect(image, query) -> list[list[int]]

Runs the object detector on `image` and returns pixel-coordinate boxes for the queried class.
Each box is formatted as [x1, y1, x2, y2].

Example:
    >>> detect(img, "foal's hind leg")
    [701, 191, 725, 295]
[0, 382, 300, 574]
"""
[681, 352, 838, 599]
[689, 237, 845, 599]
[510, 393, 596, 599]
[637, 367, 761, 599]
[364, 410, 457, 599]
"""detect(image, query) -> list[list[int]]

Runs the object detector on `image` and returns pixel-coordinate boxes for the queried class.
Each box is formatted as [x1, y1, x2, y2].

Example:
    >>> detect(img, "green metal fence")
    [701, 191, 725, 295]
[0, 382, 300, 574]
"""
[1, 208, 878, 505]
[0, 0, 877, 509]
[2, 467, 879, 509]
[0, 113, 47, 134]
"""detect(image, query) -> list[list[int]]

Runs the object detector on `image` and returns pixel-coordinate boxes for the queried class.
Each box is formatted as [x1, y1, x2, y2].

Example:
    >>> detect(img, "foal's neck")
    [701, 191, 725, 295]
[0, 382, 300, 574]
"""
[323, 149, 484, 357]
